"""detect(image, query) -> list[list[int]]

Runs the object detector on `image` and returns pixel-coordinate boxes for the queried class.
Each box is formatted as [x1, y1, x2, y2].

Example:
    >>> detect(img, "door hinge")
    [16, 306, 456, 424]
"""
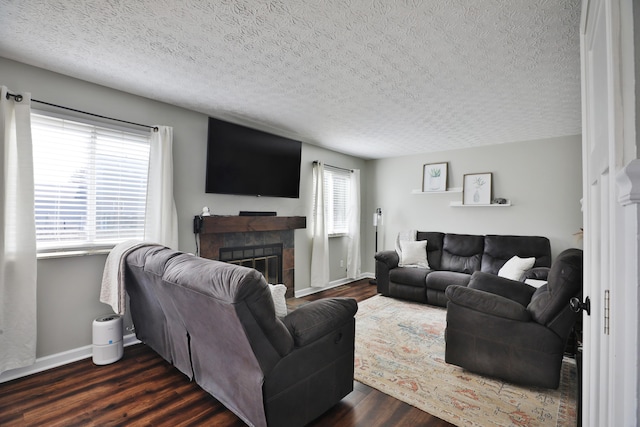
[604, 289, 610, 335]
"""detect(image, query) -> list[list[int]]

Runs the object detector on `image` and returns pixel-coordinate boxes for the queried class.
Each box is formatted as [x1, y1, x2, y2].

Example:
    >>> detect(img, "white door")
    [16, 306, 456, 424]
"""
[580, 1, 639, 426]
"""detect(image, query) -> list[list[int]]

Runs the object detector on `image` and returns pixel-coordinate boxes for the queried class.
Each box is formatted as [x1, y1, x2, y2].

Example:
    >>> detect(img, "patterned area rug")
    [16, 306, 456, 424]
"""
[354, 295, 577, 427]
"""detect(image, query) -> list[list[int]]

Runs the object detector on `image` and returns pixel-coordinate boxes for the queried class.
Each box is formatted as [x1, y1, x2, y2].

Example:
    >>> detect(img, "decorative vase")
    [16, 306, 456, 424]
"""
[429, 176, 440, 190]
[473, 190, 480, 202]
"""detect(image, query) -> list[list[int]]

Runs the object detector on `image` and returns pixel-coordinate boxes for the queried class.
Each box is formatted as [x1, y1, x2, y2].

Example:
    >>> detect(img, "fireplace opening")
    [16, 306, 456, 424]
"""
[219, 243, 283, 285]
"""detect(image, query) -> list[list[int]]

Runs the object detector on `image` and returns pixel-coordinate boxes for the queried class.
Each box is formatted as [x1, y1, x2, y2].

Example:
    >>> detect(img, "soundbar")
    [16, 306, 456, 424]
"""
[239, 211, 277, 217]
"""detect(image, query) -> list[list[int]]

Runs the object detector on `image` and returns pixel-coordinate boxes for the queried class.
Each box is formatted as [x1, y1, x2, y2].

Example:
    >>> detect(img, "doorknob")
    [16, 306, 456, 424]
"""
[570, 296, 591, 316]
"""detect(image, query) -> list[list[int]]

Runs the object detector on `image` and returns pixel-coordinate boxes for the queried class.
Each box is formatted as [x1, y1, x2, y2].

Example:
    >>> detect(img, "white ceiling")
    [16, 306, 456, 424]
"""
[0, 0, 582, 160]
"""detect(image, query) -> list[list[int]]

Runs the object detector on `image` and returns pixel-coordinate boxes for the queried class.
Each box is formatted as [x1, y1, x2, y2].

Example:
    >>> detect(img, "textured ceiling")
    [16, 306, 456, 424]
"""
[0, 0, 581, 159]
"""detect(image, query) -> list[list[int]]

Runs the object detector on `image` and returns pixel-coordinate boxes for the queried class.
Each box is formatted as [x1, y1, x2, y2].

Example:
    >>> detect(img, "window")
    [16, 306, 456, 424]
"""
[324, 166, 351, 236]
[31, 112, 150, 254]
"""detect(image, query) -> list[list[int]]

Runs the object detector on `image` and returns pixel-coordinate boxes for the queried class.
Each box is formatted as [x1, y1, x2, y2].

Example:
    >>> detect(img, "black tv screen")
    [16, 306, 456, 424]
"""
[205, 117, 302, 198]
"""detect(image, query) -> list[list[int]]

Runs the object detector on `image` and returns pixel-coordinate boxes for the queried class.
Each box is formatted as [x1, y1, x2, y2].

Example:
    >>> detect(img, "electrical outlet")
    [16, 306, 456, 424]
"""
[340, 260, 344, 268]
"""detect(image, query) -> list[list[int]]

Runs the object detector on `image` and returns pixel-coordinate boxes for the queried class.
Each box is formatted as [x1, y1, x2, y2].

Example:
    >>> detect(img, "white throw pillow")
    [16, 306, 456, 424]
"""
[268, 284, 288, 318]
[398, 240, 429, 268]
[524, 278, 548, 288]
[498, 256, 536, 281]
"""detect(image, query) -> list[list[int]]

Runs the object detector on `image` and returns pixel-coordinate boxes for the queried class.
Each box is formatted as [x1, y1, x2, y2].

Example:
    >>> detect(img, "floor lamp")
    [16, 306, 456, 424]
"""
[369, 208, 382, 285]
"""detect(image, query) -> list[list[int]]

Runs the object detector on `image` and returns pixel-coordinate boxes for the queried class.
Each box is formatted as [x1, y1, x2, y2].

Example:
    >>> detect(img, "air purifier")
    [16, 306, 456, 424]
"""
[92, 314, 123, 365]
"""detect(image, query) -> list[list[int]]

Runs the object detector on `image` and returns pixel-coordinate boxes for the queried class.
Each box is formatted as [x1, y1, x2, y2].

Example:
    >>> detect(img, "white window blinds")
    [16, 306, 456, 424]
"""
[31, 112, 150, 252]
[324, 166, 351, 236]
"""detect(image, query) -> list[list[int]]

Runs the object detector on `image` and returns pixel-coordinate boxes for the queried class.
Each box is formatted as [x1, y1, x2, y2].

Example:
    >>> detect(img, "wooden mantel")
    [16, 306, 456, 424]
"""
[201, 215, 306, 234]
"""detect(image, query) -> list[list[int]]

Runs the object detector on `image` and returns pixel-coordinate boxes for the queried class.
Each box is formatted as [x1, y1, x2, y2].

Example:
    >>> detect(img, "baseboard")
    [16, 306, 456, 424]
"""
[294, 273, 374, 298]
[0, 333, 140, 384]
[362, 271, 374, 280]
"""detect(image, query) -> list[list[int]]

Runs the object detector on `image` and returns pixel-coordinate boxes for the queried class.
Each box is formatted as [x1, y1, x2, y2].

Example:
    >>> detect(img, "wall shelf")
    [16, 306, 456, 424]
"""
[449, 201, 512, 207]
[411, 187, 462, 194]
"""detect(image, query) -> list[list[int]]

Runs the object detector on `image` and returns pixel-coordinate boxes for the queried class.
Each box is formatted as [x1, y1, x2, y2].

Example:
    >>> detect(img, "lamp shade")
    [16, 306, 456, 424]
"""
[373, 208, 382, 226]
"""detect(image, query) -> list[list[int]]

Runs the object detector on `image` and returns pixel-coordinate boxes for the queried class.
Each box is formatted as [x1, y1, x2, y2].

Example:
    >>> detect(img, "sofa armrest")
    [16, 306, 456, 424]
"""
[523, 267, 550, 281]
[468, 271, 536, 307]
[446, 285, 531, 322]
[283, 298, 358, 347]
[374, 250, 399, 269]
[374, 250, 398, 296]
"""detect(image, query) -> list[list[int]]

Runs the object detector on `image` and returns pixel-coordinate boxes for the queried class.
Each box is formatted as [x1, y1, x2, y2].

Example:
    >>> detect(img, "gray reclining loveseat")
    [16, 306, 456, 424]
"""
[124, 245, 358, 427]
[374, 232, 551, 306]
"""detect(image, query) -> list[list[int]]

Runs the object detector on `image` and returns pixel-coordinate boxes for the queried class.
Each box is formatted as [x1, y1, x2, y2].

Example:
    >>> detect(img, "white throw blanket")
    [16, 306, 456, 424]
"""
[395, 229, 417, 254]
[100, 240, 155, 315]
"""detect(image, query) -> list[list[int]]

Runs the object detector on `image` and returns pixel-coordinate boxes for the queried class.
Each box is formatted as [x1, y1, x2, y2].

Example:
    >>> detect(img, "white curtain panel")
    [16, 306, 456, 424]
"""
[0, 87, 37, 374]
[346, 169, 361, 279]
[310, 161, 329, 288]
[144, 125, 179, 249]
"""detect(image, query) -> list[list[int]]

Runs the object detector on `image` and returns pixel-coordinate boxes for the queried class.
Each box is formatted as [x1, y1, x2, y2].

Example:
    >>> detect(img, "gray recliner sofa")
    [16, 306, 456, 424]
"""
[444, 248, 583, 388]
[374, 232, 552, 306]
[124, 245, 358, 427]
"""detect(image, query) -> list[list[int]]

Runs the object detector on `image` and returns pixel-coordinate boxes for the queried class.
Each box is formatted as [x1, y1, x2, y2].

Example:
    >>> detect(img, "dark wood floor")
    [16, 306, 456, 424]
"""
[0, 279, 453, 427]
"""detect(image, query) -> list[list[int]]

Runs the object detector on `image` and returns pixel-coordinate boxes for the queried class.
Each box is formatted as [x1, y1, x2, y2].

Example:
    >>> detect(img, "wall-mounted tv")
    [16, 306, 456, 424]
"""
[205, 117, 302, 198]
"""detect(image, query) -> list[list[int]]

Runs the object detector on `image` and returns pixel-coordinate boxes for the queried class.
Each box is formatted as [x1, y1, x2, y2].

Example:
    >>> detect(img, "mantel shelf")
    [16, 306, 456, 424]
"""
[201, 215, 307, 234]
[449, 201, 512, 207]
[411, 187, 462, 194]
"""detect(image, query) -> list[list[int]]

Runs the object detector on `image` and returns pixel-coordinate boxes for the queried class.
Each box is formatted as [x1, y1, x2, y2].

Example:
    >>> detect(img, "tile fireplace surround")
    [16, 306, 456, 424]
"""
[199, 215, 306, 298]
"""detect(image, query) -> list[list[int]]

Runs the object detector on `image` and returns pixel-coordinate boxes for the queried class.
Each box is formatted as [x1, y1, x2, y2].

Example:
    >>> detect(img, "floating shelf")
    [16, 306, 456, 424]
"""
[449, 201, 512, 207]
[411, 187, 462, 194]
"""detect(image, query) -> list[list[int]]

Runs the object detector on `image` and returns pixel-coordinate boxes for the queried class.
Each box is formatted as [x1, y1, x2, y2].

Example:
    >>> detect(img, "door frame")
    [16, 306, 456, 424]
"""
[580, 0, 639, 425]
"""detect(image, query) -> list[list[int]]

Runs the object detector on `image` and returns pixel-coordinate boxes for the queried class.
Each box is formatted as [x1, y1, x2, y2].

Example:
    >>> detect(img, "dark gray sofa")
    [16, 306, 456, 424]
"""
[124, 245, 358, 427]
[444, 248, 583, 388]
[374, 232, 552, 306]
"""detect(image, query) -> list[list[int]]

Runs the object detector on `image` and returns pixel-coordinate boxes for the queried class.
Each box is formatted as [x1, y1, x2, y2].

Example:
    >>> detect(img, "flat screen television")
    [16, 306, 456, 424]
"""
[205, 117, 302, 198]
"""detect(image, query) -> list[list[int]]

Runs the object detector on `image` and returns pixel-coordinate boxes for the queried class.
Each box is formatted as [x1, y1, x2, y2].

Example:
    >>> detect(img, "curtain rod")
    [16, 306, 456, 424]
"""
[312, 160, 353, 173]
[5, 92, 159, 132]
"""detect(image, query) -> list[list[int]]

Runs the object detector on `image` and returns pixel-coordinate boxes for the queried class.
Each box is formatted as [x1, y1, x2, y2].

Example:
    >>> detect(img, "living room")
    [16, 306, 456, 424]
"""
[0, 55, 583, 364]
[1, 1, 639, 426]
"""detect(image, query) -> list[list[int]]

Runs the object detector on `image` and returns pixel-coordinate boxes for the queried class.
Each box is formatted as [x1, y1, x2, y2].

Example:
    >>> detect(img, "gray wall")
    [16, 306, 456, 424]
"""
[1, 57, 365, 358]
[361, 136, 584, 273]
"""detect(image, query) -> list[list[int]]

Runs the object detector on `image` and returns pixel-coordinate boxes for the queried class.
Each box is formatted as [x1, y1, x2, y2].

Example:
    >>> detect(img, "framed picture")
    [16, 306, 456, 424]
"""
[422, 162, 448, 192]
[463, 173, 492, 205]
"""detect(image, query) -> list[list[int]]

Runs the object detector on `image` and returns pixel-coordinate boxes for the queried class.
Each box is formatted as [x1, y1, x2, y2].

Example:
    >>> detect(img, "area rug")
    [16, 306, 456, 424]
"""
[354, 295, 577, 427]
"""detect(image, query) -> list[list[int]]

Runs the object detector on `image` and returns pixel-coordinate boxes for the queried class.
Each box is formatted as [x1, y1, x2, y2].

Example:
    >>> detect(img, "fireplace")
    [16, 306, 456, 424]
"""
[198, 215, 306, 298]
[219, 243, 283, 285]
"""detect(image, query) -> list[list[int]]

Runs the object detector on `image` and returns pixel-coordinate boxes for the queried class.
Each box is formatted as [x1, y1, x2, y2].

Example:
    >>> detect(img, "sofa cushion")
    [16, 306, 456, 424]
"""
[417, 232, 445, 270]
[398, 240, 429, 268]
[440, 233, 484, 274]
[482, 235, 551, 275]
[389, 266, 430, 288]
[390, 283, 429, 303]
[468, 271, 536, 307]
[425, 270, 472, 292]
[446, 285, 532, 322]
